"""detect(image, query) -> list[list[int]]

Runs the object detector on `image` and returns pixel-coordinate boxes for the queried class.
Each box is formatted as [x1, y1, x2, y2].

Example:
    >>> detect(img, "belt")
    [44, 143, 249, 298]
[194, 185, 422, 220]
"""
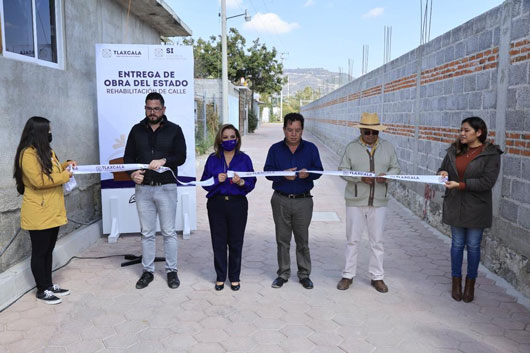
[211, 194, 245, 201]
[275, 191, 312, 199]
[145, 181, 173, 186]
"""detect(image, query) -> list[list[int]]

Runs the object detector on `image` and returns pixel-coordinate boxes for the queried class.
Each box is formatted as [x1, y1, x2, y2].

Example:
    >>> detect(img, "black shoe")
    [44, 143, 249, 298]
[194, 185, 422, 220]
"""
[136, 271, 154, 289]
[215, 283, 224, 291]
[271, 277, 287, 288]
[36, 290, 62, 305]
[167, 271, 180, 289]
[48, 284, 70, 296]
[300, 278, 314, 289]
[230, 282, 240, 291]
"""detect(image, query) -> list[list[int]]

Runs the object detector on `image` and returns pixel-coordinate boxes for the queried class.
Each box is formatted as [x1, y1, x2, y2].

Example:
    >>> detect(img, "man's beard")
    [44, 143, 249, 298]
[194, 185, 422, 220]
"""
[147, 114, 163, 125]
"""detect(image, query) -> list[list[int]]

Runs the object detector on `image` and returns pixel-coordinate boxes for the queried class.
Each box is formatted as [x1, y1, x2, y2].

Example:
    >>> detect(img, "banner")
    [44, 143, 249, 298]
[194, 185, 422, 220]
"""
[95, 44, 196, 241]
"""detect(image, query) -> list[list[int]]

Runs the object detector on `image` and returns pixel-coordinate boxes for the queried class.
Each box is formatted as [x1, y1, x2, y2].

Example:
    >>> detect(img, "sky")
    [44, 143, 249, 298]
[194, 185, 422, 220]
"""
[167, 0, 504, 77]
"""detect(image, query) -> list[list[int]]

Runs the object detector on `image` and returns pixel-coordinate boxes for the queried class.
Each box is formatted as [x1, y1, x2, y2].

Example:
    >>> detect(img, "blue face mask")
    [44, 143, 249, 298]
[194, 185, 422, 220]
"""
[221, 139, 237, 151]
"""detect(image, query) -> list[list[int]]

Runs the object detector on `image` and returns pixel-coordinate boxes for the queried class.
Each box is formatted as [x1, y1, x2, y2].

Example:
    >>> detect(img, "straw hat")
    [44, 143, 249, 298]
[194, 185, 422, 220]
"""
[352, 112, 387, 131]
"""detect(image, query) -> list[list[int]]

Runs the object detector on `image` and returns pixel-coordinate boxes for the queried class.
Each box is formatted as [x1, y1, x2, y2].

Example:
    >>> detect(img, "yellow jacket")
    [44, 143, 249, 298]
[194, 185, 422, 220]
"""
[20, 147, 71, 230]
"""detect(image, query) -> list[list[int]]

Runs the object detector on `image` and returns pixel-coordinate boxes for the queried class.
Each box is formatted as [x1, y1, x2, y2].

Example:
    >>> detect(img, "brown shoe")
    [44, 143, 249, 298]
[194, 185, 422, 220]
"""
[451, 277, 462, 301]
[337, 278, 353, 290]
[462, 277, 476, 303]
[371, 280, 388, 293]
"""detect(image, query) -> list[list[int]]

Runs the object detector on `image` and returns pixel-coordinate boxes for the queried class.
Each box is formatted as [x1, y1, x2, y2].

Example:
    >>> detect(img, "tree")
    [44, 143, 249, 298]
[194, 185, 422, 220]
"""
[182, 36, 221, 79]
[244, 38, 283, 94]
[282, 86, 320, 115]
[186, 28, 283, 95]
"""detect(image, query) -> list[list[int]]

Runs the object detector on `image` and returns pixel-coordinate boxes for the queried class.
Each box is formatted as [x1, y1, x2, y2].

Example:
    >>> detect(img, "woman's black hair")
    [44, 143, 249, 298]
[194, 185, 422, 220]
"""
[13, 117, 53, 194]
[454, 116, 488, 156]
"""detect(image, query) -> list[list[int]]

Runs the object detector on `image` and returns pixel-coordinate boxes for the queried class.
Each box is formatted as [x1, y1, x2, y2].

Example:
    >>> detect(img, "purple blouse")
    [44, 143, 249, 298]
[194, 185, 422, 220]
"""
[201, 151, 256, 198]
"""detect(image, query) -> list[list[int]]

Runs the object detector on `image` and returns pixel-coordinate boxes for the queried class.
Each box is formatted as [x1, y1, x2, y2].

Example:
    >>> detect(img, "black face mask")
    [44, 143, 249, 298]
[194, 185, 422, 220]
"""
[48, 132, 53, 143]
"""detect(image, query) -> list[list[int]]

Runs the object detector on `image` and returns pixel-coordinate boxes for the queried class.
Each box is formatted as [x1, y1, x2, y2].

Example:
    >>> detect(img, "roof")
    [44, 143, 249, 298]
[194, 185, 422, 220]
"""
[113, 0, 192, 37]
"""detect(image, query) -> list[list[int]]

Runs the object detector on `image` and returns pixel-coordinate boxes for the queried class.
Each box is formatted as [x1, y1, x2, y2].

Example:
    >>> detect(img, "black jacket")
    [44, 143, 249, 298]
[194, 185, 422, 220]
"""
[438, 142, 502, 228]
[124, 115, 186, 185]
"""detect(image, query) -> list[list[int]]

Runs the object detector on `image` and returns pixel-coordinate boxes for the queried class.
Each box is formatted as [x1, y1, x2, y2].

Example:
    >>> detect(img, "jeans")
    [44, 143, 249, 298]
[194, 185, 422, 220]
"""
[135, 184, 178, 273]
[29, 227, 59, 292]
[450, 226, 484, 279]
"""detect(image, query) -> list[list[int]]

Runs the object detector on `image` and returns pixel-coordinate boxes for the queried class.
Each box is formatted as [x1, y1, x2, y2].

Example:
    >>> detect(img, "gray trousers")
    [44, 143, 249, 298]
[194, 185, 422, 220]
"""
[135, 184, 178, 273]
[271, 191, 313, 280]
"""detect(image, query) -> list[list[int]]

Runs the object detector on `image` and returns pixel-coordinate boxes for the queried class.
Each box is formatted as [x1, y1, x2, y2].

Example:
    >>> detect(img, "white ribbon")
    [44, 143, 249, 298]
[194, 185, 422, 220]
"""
[228, 169, 446, 185]
[180, 177, 215, 187]
[228, 170, 376, 178]
[382, 174, 447, 185]
[306, 170, 376, 177]
[71, 164, 170, 174]
[70, 163, 213, 186]
[227, 170, 296, 178]
[227, 170, 374, 178]
[70, 165, 446, 186]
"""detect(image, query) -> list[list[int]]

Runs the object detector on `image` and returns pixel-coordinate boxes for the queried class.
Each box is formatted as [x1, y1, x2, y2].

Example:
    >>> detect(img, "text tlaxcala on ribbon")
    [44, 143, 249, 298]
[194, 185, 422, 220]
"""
[64, 164, 447, 193]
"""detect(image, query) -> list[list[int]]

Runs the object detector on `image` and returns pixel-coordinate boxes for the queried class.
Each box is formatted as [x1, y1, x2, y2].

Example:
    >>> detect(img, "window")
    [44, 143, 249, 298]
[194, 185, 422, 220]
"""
[1, 0, 64, 68]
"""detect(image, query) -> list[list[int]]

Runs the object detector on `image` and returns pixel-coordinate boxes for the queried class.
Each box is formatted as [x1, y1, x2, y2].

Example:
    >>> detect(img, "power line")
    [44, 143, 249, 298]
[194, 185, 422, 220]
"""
[246, 0, 288, 62]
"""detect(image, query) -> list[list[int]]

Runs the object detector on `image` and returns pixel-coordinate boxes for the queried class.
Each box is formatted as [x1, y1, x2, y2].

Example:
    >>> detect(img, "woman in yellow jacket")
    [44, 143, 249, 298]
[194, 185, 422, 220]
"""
[13, 117, 77, 305]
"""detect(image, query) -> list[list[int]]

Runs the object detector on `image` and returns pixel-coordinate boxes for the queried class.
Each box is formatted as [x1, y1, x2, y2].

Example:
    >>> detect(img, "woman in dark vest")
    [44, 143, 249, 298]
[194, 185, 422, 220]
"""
[438, 117, 502, 303]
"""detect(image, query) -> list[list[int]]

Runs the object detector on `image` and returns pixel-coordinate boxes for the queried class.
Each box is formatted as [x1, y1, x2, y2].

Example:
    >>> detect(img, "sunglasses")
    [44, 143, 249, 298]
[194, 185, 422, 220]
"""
[362, 130, 379, 136]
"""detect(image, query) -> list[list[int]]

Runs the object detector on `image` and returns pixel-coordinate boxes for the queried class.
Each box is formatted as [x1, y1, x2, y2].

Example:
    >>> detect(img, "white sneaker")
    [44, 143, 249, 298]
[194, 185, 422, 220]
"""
[48, 284, 70, 297]
[36, 290, 62, 305]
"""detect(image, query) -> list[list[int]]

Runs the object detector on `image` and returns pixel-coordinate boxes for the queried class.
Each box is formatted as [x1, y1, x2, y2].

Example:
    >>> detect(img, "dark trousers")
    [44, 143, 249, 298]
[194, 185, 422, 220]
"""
[207, 195, 248, 282]
[29, 227, 59, 293]
[271, 192, 313, 280]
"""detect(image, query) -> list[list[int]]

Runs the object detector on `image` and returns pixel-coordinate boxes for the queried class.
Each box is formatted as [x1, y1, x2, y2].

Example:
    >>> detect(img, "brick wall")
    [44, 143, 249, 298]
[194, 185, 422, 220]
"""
[302, 0, 530, 297]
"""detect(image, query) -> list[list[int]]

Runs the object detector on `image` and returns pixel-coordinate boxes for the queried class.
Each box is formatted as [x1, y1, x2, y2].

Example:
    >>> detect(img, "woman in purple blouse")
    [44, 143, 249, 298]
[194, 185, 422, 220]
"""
[201, 124, 256, 291]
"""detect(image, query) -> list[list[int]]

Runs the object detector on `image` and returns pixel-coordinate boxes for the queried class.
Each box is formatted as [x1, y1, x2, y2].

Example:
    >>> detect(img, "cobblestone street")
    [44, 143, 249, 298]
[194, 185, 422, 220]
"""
[1, 124, 529, 353]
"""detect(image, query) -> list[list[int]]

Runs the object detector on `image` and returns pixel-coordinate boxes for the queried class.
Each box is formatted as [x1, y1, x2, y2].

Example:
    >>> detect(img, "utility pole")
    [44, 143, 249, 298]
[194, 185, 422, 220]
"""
[279, 52, 288, 118]
[221, 0, 228, 124]
[362, 45, 369, 75]
[384, 26, 392, 64]
[420, 0, 433, 45]
[348, 58, 354, 82]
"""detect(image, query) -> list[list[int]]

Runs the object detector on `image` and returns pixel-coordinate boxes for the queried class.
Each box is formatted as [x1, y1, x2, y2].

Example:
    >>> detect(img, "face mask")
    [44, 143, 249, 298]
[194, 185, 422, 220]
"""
[221, 139, 237, 151]
[48, 132, 53, 143]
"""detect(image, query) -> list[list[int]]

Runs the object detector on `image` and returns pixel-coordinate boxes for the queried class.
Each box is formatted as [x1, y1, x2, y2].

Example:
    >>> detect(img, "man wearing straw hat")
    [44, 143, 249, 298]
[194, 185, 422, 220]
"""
[336, 112, 400, 293]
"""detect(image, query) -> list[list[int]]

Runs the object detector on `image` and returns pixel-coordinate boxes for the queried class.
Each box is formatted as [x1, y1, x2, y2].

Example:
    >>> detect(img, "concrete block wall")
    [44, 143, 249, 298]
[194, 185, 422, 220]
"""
[302, 0, 530, 297]
[0, 0, 160, 272]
